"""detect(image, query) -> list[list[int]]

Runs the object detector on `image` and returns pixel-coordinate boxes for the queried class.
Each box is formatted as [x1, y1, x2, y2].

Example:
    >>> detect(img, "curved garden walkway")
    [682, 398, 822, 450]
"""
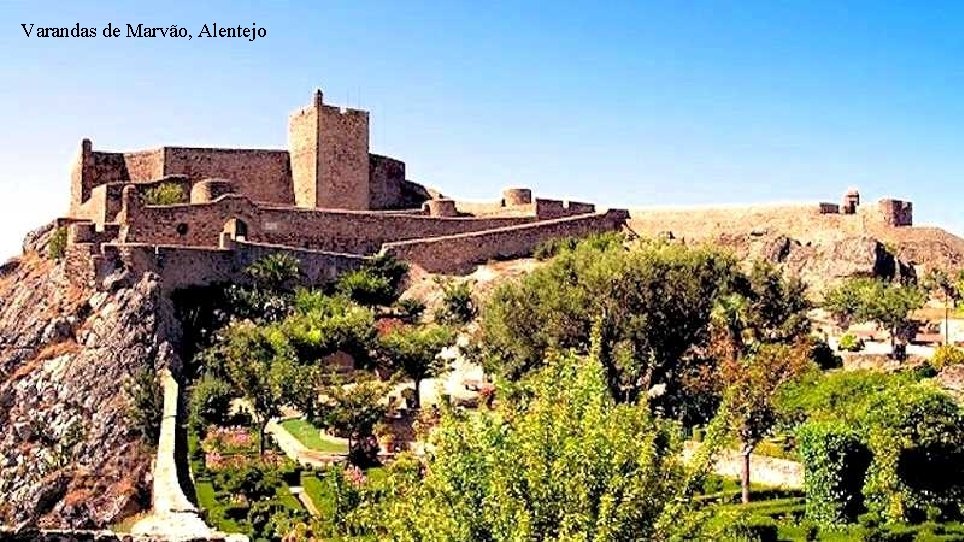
[266, 416, 348, 467]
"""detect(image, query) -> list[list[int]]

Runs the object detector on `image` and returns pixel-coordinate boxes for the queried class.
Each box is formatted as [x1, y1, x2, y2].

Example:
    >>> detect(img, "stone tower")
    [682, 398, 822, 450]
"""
[841, 188, 860, 215]
[288, 90, 371, 210]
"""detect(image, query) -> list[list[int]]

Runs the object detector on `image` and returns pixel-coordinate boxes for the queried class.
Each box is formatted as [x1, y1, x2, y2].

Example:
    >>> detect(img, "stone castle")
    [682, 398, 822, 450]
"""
[60, 90, 628, 291]
[54, 88, 922, 292]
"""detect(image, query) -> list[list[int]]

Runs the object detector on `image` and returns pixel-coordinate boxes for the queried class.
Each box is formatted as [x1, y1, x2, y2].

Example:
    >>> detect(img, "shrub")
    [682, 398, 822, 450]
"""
[365, 253, 409, 291]
[143, 182, 185, 205]
[533, 237, 579, 260]
[779, 371, 964, 523]
[126, 368, 163, 447]
[434, 279, 476, 325]
[839, 333, 864, 352]
[797, 420, 872, 525]
[216, 461, 282, 502]
[246, 253, 301, 293]
[336, 268, 396, 307]
[931, 345, 964, 370]
[47, 227, 68, 260]
[911, 363, 938, 380]
[394, 298, 425, 323]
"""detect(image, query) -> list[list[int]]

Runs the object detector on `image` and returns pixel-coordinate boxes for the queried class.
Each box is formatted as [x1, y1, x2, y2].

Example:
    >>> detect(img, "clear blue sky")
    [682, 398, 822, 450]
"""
[1, 1, 962, 259]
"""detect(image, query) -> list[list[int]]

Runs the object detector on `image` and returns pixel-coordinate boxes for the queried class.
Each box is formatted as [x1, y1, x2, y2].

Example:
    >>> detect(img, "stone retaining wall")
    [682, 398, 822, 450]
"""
[381, 209, 629, 274]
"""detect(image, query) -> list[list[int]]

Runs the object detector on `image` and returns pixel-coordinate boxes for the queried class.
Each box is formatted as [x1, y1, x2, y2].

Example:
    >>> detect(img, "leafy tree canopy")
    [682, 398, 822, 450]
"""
[386, 352, 687, 542]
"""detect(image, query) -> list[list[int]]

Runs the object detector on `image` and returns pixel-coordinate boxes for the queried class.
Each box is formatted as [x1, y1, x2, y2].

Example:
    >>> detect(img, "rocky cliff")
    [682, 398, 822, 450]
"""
[0, 224, 180, 529]
[716, 232, 916, 293]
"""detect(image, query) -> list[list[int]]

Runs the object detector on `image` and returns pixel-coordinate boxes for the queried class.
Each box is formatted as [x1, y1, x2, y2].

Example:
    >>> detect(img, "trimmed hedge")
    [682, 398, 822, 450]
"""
[797, 421, 871, 525]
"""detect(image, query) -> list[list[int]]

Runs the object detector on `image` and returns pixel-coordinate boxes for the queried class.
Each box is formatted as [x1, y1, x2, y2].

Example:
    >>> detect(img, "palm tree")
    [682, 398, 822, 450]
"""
[710, 293, 750, 363]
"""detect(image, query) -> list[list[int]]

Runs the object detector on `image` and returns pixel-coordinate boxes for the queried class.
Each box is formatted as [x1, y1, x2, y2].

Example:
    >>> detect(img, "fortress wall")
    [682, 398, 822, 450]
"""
[161, 147, 293, 206]
[121, 194, 539, 253]
[567, 201, 596, 214]
[876, 199, 913, 226]
[453, 200, 543, 217]
[122, 149, 165, 181]
[99, 240, 366, 292]
[454, 200, 513, 216]
[90, 151, 129, 184]
[535, 198, 567, 219]
[258, 207, 537, 254]
[369, 154, 407, 209]
[382, 210, 629, 274]
[534, 199, 596, 219]
[64, 244, 98, 286]
[75, 185, 107, 222]
[233, 240, 367, 283]
[124, 194, 262, 247]
[627, 204, 872, 241]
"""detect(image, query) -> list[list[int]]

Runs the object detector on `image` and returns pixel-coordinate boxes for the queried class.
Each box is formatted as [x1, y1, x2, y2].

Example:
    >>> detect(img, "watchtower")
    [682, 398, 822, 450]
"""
[841, 188, 860, 215]
[288, 90, 371, 210]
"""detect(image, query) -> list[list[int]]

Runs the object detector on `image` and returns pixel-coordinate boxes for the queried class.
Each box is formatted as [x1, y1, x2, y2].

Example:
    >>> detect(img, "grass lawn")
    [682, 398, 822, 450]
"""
[281, 418, 349, 454]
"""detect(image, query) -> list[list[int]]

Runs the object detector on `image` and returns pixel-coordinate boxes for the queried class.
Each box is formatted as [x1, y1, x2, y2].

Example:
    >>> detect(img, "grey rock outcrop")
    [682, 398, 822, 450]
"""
[0, 229, 181, 528]
[723, 233, 916, 293]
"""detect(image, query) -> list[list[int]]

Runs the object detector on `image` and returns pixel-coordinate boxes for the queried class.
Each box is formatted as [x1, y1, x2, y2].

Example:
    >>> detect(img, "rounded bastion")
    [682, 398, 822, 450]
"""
[190, 178, 238, 203]
[425, 198, 458, 217]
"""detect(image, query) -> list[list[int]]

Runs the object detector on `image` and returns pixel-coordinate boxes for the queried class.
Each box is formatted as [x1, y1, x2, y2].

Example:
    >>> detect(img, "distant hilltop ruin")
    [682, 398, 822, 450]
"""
[59, 89, 627, 291]
[628, 187, 915, 243]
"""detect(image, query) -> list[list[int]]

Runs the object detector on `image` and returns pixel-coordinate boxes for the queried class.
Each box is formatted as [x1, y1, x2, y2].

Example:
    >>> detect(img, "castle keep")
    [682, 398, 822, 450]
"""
[62, 90, 628, 290]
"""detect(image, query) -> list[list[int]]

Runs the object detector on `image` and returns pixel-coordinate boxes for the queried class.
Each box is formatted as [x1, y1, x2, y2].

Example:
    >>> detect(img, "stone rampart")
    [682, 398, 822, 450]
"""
[161, 148, 293, 206]
[534, 198, 597, 219]
[71, 142, 293, 214]
[94, 241, 367, 293]
[120, 193, 538, 254]
[628, 198, 914, 243]
[381, 209, 628, 274]
[368, 154, 407, 209]
[628, 203, 873, 242]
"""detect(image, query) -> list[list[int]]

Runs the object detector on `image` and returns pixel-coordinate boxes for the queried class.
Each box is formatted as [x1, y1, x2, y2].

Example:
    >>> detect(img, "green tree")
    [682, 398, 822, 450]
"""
[482, 238, 736, 405]
[378, 324, 455, 410]
[189, 373, 234, 430]
[222, 322, 296, 455]
[322, 378, 392, 464]
[46, 226, 68, 260]
[720, 342, 815, 503]
[365, 252, 409, 291]
[281, 298, 376, 367]
[388, 352, 688, 542]
[740, 261, 812, 344]
[824, 278, 925, 356]
[434, 279, 477, 325]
